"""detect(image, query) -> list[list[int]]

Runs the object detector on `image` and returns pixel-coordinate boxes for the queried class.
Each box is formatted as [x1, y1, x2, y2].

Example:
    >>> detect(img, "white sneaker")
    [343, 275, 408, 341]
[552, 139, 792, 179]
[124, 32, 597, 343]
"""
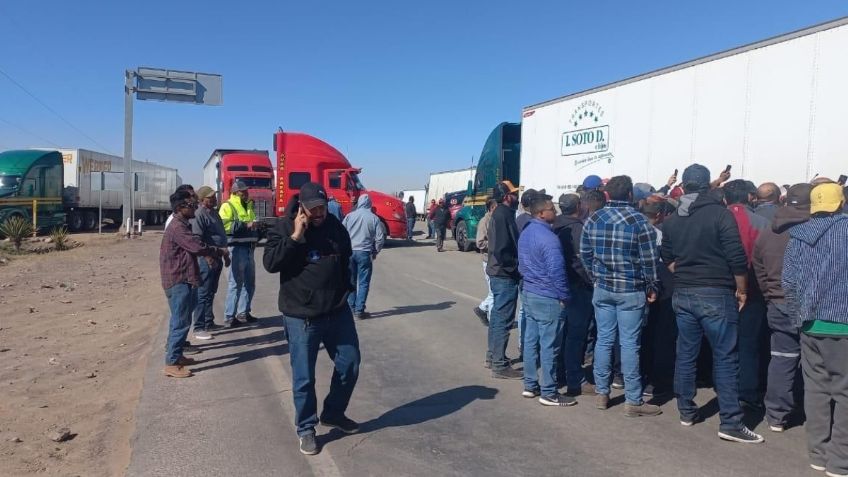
[194, 330, 213, 340]
[769, 424, 784, 433]
[826, 471, 848, 477]
[810, 464, 825, 471]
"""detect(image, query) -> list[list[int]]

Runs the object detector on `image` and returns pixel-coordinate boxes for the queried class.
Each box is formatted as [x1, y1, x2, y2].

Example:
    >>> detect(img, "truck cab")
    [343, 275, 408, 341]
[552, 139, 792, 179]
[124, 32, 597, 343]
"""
[453, 122, 521, 251]
[0, 150, 66, 231]
[273, 130, 407, 238]
[204, 150, 275, 219]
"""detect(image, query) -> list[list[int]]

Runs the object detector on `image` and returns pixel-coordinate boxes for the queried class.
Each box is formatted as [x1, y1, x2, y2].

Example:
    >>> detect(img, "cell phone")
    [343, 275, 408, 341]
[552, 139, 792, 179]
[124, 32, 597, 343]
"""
[839, 174, 847, 186]
[673, 168, 678, 177]
[724, 164, 732, 174]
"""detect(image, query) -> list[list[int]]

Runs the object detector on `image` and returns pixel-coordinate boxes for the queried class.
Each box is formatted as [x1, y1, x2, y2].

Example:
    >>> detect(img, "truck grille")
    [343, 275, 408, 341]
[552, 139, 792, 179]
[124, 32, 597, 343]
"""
[254, 199, 270, 218]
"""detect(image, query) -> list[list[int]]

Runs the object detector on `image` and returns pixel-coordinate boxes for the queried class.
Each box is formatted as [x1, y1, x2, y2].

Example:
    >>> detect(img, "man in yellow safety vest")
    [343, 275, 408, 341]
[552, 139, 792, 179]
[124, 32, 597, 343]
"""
[219, 180, 259, 327]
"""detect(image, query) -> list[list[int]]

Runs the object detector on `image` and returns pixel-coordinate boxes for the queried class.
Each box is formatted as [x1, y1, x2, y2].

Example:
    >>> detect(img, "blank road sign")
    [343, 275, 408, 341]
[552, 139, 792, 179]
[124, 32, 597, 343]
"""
[135, 67, 222, 105]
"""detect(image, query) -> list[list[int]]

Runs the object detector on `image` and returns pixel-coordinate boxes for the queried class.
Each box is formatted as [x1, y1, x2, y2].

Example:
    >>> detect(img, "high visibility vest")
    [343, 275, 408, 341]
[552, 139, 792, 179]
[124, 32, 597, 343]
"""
[219, 195, 257, 243]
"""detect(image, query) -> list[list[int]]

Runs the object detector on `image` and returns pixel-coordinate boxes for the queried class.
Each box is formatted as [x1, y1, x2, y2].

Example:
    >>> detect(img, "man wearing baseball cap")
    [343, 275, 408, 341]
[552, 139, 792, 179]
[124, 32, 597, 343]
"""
[783, 182, 848, 475]
[191, 186, 230, 340]
[752, 183, 812, 433]
[263, 182, 359, 456]
[220, 180, 260, 327]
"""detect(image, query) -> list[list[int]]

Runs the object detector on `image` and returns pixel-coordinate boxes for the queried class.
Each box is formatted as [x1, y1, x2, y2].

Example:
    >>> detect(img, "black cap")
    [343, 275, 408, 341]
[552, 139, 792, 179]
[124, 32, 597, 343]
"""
[558, 193, 580, 214]
[299, 182, 328, 209]
[786, 183, 813, 206]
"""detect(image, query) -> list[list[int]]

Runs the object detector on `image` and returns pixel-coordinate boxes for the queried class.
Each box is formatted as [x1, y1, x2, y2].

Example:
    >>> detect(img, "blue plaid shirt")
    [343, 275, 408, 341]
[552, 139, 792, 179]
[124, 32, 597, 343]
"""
[580, 200, 659, 294]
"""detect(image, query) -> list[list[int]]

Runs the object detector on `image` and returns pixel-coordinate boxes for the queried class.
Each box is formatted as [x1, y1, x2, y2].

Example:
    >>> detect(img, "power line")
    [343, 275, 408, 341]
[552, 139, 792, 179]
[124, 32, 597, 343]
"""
[0, 67, 117, 154]
[0, 116, 62, 148]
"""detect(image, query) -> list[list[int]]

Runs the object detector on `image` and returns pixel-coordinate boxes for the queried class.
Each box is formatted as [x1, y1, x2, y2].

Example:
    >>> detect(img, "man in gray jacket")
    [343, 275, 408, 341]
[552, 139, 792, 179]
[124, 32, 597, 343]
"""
[191, 186, 230, 340]
[343, 194, 385, 320]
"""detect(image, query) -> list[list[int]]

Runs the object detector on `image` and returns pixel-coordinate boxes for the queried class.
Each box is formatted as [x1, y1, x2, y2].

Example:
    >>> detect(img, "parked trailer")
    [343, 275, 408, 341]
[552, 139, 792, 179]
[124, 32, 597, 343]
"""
[520, 17, 848, 195]
[398, 189, 426, 218]
[57, 149, 177, 230]
[424, 167, 476, 206]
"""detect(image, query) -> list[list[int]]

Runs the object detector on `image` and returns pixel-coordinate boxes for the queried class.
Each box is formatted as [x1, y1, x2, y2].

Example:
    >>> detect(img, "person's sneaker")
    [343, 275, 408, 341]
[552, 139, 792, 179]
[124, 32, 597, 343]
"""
[611, 375, 624, 389]
[681, 419, 696, 427]
[182, 345, 201, 355]
[642, 384, 655, 398]
[472, 307, 490, 326]
[718, 426, 765, 444]
[522, 388, 540, 398]
[194, 330, 213, 340]
[491, 367, 523, 380]
[207, 323, 225, 331]
[540, 393, 577, 407]
[299, 432, 319, 455]
[826, 471, 848, 477]
[624, 403, 662, 417]
[354, 311, 370, 320]
[810, 464, 826, 472]
[163, 365, 192, 378]
[225, 319, 242, 329]
[565, 382, 596, 397]
[176, 356, 197, 366]
[769, 424, 785, 433]
[320, 415, 360, 434]
[596, 394, 610, 410]
[237, 312, 258, 323]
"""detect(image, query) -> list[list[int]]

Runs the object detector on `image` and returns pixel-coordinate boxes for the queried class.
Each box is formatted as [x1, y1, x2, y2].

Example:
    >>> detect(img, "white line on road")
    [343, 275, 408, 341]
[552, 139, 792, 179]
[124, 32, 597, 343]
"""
[404, 274, 481, 304]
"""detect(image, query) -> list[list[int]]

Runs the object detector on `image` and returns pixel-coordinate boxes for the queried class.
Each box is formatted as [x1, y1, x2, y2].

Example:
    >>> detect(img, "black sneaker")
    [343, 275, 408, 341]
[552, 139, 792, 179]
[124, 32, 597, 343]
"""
[225, 319, 242, 329]
[207, 323, 226, 331]
[182, 344, 201, 355]
[539, 393, 578, 407]
[299, 432, 319, 455]
[320, 415, 360, 434]
[237, 312, 258, 323]
[472, 307, 489, 326]
[718, 426, 764, 444]
[522, 388, 540, 398]
[491, 367, 523, 380]
[611, 375, 624, 389]
[642, 384, 655, 397]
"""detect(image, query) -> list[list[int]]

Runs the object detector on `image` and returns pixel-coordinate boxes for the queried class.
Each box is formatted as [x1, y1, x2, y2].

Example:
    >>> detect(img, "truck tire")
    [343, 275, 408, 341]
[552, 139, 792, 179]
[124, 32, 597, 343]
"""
[68, 211, 84, 232]
[455, 220, 474, 252]
[83, 211, 98, 231]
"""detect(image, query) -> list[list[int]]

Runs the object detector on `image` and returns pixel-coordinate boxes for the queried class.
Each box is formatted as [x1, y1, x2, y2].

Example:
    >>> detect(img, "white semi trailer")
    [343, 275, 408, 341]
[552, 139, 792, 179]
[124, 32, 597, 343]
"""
[520, 17, 848, 195]
[424, 167, 476, 205]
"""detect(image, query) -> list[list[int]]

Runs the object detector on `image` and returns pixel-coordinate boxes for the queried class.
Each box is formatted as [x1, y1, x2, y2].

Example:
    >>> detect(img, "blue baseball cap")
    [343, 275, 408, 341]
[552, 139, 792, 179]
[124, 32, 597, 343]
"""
[582, 175, 603, 190]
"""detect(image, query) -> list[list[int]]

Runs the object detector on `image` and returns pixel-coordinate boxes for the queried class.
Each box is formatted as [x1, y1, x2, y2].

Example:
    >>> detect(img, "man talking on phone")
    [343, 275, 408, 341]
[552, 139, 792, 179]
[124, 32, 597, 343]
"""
[263, 182, 359, 456]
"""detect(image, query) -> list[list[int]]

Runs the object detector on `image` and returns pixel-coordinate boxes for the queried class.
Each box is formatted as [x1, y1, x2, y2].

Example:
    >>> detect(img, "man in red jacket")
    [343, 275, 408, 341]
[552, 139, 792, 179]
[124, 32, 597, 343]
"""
[426, 199, 438, 239]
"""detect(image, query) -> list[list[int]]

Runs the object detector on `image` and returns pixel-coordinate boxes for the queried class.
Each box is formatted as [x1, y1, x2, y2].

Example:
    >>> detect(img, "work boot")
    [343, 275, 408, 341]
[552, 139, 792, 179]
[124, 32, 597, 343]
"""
[163, 365, 192, 378]
[565, 382, 596, 397]
[596, 394, 610, 410]
[176, 356, 197, 366]
[624, 402, 662, 417]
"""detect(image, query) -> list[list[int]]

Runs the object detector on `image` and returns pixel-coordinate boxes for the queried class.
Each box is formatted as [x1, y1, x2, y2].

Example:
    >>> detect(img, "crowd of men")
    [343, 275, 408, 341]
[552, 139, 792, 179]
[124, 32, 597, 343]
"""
[474, 166, 848, 475]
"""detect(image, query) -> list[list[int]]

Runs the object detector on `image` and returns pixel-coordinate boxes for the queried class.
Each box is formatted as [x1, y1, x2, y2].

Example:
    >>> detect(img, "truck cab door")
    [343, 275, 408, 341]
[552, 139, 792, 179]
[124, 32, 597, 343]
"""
[325, 169, 353, 214]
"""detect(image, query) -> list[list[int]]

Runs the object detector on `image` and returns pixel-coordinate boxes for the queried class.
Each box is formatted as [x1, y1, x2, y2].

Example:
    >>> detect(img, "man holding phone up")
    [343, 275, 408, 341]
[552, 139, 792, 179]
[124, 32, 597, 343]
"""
[263, 182, 360, 456]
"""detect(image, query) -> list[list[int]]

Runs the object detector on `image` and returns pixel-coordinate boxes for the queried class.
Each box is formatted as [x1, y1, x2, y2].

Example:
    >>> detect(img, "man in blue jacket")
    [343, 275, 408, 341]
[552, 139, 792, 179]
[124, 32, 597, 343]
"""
[518, 192, 576, 407]
[783, 182, 848, 475]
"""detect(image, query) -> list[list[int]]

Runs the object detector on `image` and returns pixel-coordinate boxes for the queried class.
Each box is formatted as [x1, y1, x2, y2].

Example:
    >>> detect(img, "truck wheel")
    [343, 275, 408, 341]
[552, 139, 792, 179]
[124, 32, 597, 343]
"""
[456, 221, 473, 252]
[83, 211, 98, 231]
[68, 211, 84, 232]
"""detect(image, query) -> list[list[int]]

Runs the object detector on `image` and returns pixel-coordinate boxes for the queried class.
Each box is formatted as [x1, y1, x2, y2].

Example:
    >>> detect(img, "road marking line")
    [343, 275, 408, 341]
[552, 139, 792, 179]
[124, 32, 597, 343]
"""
[404, 274, 480, 304]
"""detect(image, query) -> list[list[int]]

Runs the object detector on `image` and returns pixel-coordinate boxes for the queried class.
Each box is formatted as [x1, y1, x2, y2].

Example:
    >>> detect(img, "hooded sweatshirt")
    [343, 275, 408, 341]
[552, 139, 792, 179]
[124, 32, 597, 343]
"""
[782, 214, 848, 328]
[262, 195, 352, 319]
[342, 194, 385, 254]
[553, 214, 592, 289]
[660, 192, 748, 289]
[487, 203, 520, 280]
[752, 206, 809, 304]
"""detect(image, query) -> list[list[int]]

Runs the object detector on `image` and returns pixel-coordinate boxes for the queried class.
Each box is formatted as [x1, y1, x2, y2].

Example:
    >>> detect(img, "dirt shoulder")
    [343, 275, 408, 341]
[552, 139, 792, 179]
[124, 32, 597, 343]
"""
[0, 232, 165, 476]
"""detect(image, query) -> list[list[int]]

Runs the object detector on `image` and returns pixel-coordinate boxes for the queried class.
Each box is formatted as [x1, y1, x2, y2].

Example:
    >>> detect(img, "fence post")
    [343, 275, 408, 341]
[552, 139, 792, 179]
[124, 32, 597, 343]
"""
[32, 199, 38, 237]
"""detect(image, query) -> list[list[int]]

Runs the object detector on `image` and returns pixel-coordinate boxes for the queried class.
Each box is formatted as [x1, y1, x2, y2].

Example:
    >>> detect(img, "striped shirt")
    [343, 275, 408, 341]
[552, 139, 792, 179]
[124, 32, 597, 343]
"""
[580, 200, 659, 294]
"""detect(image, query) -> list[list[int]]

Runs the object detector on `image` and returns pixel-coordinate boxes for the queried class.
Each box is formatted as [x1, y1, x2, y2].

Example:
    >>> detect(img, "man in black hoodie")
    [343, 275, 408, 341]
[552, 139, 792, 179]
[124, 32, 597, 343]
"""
[553, 193, 594, 395]
[752, 183, 812, 433]
[262, 182, 358, 456]
[661, 164, 764, 444]
[486, 180, 522, 379]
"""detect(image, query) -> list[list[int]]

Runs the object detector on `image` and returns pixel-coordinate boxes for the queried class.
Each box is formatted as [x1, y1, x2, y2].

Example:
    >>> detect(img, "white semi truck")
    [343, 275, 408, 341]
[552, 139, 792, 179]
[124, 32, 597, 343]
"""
[520, 16, 848, 195]
[424, 167, 476, 205]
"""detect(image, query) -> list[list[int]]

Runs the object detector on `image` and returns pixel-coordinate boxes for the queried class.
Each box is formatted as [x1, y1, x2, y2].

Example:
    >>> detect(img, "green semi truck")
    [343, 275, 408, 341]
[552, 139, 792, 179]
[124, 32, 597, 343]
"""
[0, 150, 66, 231]
[452, 122, 521, 251]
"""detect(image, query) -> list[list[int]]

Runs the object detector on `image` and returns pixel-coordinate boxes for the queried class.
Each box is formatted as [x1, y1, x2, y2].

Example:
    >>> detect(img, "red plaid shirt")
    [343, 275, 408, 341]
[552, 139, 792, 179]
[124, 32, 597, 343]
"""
[160, 214, 216, 290]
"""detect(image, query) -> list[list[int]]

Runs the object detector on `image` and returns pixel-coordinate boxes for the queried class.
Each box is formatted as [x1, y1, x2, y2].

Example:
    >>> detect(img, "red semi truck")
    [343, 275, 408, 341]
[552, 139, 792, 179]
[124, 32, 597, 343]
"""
[272, 130, 407, 238]
[203, 149, 275, 219]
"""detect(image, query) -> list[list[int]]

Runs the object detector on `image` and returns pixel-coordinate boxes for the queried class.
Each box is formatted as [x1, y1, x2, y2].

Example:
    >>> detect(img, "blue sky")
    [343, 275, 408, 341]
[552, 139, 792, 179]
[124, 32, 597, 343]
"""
[1, 1, 846, 192]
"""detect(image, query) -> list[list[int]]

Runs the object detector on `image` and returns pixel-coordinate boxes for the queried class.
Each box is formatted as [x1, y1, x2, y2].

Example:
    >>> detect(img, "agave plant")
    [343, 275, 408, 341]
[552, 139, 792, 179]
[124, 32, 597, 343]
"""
[0, 216, 34, 252]
[50, 226, 70, 251]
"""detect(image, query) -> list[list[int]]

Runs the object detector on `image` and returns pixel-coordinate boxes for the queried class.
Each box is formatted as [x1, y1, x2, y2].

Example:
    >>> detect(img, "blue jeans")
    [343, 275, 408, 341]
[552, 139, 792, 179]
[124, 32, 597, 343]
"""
[193, 257, 222, 331]
[560, 286, 592, 390]
[406, 218, 416, 239]
[479, 261, 494, 313]
[487, 276, 519, 370]
[284, 306, 361, 436]
[347, 251, 373, 314]
[592, 287, 646, 405]
[225, 245, 255, 319]
[165, 283, 197, 365]
[522, 291, 566, 397]
[673, 287, 744, 431]
[427, 220, 435, 238]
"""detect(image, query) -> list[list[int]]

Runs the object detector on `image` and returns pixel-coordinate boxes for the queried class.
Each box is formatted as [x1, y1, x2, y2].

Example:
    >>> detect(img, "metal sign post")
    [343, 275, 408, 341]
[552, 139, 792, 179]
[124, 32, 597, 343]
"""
[122, 67, 222, 235]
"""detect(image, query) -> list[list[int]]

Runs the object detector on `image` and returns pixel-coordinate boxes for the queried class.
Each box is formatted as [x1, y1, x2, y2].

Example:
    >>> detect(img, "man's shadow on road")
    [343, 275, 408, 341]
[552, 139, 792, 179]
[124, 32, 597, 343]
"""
[322, 385, 497, 445]
[190, 317, 289, 373]
[366, 301, 456, 320]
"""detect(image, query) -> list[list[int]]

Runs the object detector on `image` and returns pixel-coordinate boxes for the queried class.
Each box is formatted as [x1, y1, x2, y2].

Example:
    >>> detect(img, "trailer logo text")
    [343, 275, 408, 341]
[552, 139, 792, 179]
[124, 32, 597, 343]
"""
[562, 101, 611, 167]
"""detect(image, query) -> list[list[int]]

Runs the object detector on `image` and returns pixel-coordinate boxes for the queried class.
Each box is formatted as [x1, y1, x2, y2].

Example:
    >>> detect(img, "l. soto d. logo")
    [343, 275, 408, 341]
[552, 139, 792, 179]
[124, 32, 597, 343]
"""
[561, 100, 609, 157]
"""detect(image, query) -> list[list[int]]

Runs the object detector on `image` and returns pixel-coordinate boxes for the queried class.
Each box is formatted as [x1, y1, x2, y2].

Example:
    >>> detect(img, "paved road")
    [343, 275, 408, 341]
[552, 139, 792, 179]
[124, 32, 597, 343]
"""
[128, 227, 816, 477]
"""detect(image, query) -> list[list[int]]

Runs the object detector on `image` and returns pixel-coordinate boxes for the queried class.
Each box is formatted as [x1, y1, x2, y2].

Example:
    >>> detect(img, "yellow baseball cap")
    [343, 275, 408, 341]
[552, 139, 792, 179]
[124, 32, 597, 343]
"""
[810, 183, 844, 214]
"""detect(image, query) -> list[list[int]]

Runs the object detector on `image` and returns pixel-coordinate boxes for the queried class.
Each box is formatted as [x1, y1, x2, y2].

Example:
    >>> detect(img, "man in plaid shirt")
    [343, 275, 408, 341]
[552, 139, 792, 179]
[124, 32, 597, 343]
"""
[580, 175, 661, 417]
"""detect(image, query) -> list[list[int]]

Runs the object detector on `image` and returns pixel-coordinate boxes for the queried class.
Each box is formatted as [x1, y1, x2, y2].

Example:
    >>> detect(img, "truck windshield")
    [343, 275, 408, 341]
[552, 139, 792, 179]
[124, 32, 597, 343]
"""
[348, 172, 366, 191]
[0, 175, 20, 198]
[235, 177, 272, 189]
